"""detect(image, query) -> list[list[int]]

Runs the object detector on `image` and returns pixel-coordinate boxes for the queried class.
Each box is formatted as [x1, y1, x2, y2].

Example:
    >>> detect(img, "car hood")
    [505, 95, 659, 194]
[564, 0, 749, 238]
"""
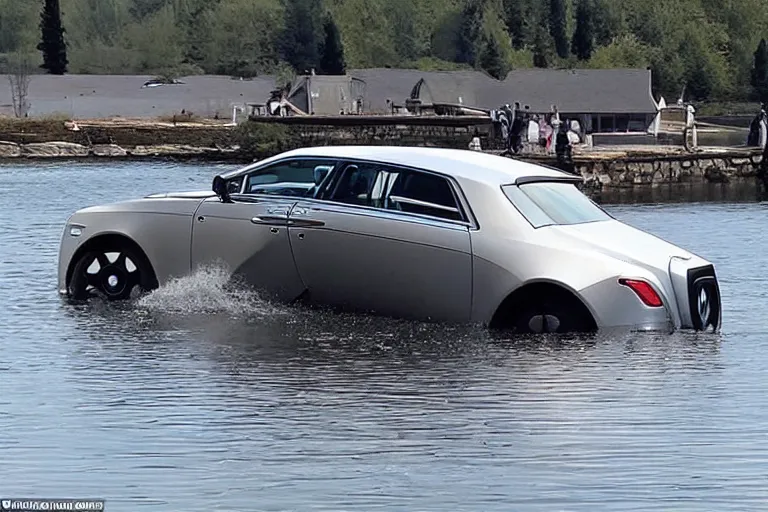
[73, 191, 214, 217]
[547, 219, 697, 274]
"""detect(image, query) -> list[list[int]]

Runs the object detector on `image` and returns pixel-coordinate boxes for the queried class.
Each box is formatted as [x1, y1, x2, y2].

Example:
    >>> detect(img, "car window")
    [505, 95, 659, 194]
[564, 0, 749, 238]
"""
[502, 182, 611, 227]
[385, 170, 464, 222]
[328, 162, 387, 206]
[243, 159, 337, 198]
[327, 164, 465, 223]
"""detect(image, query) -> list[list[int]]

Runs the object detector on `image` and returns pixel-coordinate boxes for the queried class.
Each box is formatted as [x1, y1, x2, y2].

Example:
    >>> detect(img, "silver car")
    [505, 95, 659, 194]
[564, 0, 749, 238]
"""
[57, 146, 722, 333]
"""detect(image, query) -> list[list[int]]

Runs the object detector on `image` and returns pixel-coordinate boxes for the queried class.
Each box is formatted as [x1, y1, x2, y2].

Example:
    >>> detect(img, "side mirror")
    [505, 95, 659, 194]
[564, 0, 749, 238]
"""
[212, 175, 232, 203]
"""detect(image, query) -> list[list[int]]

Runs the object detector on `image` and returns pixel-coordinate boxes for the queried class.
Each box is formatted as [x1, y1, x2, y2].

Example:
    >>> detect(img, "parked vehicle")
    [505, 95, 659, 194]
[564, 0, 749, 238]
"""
[58, 146, 721, 333]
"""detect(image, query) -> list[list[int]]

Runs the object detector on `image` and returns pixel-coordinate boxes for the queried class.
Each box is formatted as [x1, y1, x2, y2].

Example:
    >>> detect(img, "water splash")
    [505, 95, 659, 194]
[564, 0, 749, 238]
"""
[136, 264, 284, 318]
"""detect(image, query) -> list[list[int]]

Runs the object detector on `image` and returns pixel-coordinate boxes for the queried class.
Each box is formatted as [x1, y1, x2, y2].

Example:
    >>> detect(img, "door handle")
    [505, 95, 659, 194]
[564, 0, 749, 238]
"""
[289, 218, 325, 227]
[251, 216, 288, 226]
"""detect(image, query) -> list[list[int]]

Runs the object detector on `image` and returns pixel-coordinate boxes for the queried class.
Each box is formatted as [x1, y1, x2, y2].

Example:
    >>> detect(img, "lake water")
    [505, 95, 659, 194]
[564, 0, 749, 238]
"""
[1, 160, 768, 511]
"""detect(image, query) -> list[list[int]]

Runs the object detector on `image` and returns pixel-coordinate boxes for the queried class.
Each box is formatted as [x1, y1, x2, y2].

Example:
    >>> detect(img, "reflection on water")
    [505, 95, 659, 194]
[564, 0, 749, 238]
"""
[2, 160, 768, 511]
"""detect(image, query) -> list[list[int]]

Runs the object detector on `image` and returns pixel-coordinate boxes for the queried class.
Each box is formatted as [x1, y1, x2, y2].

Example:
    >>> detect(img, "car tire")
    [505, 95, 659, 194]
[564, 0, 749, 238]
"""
[510, 293, 592, 334]
[68, 245, 155, 301]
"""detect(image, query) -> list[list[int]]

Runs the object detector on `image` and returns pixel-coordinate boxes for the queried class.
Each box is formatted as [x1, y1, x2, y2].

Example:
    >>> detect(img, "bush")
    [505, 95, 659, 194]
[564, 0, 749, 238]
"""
[234, 121, 297, 159]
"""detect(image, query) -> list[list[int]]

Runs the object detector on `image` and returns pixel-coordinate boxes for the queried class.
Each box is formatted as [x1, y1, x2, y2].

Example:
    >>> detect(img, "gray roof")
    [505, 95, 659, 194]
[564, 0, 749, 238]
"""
[0, 74, 276, 118]
[0, 68, 656, 119]
[498, 68, 656, 114]
[387, 68, 656, 114]
[348, 68, 493, 112]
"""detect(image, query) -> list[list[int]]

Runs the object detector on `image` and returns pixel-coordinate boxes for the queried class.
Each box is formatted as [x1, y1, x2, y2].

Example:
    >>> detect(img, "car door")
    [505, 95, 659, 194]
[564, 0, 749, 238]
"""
[190, 157, 339, 302]
[286, 161, 474, 323]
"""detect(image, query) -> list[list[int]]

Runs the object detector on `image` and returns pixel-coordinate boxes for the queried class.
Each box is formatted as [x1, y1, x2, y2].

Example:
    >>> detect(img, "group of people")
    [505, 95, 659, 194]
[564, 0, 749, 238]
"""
[495, 103, 582, 165]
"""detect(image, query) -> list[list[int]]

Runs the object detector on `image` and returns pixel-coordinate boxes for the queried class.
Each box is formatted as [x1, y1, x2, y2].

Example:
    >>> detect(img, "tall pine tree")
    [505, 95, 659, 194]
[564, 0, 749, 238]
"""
[548, 0, 568, 59]
[479, 34, 506, 79]
[456, 0, 485, 66]
[280, 0, 322, 74]
[571, 0, 594, 61]
[532, 5, 554, 68]
[503, 0, 527, 50]
[319, 14, 345, 74]
[38, 0, 68, 75]
[752, 39, 768, 102]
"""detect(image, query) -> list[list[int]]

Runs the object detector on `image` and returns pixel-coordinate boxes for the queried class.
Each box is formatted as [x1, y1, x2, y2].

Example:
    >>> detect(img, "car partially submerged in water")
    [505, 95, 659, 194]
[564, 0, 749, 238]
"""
[58, 146, 721, 333]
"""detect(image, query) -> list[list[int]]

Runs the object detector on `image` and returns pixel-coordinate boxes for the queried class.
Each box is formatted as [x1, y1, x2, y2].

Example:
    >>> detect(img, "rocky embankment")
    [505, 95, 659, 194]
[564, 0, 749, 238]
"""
[0, 117, 242, 161]
[0, 140, 240, 159]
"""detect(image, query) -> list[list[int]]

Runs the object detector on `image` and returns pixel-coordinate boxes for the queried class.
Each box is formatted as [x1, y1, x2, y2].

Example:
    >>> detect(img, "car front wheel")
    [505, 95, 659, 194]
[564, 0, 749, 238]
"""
[68, 245, 155, 301]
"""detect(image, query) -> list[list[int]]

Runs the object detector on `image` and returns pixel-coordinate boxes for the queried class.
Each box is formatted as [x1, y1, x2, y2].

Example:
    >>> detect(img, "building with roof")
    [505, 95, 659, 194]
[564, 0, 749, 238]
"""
[384, 68, 658, 135]
[1, 68, 658, 137]
[283, 74, 367, 115]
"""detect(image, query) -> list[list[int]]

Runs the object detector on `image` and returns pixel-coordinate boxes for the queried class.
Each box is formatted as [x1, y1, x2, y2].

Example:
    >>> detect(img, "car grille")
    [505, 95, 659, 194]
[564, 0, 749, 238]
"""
[686, 264, 721, 331]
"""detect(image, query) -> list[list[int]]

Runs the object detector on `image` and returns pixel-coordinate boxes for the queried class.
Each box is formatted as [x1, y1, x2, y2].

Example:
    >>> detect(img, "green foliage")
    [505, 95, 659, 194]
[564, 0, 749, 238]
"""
[319, 13, 346, 74]
[2, 0, 764, 104]
[456, 0, 484, 65]
[571, 0, 594, 61]
[752, 39, 768, 103]
[38, 0, 68, 74]
[548, 0, 568, 59]
[479, 33, 506, 79]
[235, 121, 297, 159]
[532, 5, 554, 68]
[280, 0, 323, 73]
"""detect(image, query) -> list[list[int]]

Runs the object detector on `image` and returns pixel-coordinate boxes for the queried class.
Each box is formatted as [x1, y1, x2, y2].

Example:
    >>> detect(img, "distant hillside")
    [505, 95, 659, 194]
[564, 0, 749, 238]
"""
[2, 0, 768, 104]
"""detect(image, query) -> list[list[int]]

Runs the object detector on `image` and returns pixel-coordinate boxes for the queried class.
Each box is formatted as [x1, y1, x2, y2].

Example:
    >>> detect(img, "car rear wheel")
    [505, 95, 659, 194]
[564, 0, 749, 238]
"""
[68, 245, 154, 301]
[492, 284, 597, 334]
[512, 300, 584, 334]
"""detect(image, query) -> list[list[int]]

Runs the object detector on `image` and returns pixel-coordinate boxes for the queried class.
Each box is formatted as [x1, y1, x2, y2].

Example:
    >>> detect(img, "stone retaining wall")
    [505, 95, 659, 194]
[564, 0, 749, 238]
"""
[566, 152, 764, 190]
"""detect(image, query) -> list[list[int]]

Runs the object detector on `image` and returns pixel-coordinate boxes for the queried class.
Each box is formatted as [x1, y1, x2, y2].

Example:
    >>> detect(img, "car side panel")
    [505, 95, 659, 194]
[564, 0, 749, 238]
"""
[190, 198, 305, 302]
[59, 210, 196, 293]
[288, 202, 473, 323]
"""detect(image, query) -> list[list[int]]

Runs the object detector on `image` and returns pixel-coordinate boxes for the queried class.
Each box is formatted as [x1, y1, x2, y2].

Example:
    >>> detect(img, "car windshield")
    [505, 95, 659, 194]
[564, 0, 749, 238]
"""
[502, 181, 611, 228]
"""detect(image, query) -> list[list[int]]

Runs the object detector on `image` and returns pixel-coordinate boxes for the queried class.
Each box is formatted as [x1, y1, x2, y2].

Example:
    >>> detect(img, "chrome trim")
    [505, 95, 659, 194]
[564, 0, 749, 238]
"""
[292, 200, 470, 232]
[251, 216, 290, 226]
[388, 195, 462, 214]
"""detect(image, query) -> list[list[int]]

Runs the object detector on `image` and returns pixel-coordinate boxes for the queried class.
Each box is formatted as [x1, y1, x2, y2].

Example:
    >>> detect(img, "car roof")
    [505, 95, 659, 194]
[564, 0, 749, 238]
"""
[236, 146, 574, 186]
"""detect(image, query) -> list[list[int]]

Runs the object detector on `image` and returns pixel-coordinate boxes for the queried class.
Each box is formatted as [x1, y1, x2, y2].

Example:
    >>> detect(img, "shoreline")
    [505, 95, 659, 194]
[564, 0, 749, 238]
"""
[0, 117, 764, 192]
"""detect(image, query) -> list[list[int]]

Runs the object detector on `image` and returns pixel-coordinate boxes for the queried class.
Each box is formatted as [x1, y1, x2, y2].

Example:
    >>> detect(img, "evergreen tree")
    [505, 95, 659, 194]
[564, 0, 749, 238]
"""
[548, 0, 568, 59]
[752, 38, 768, 101]
[181, 1, 217, 66]
[591, 0, 622, 46]
[391, 0, 419, 62]
[456, 0, 485, 66]
[37, 0, 68, 74]
[503, 0, 526, 50]
[479, 34, 506, 79]
[319, 14, 345, 74]
[532, 6, 554, 68]
[280, 0, 322, 74]
[571, 0, 594, 60]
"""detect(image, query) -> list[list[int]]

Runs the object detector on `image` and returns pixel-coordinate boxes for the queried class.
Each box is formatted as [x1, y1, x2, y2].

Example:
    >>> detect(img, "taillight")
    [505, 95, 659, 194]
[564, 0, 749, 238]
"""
[619, 278, 663, 307]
